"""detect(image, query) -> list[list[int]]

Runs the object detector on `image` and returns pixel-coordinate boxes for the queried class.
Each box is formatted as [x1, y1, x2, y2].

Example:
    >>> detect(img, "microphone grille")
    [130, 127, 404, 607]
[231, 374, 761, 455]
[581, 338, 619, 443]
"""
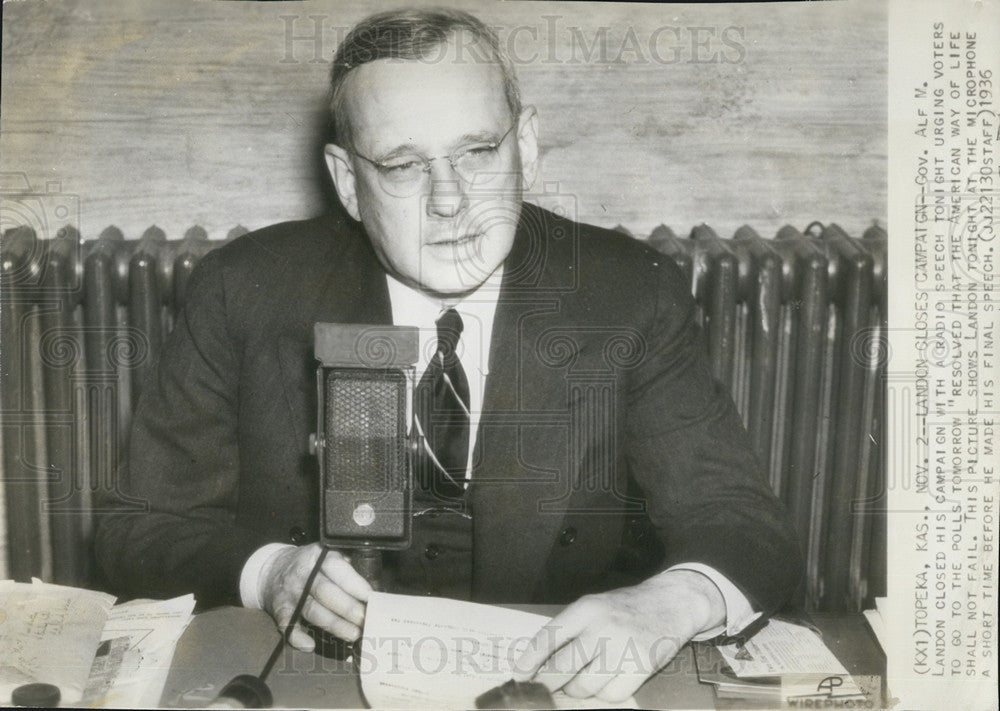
[323, 368, 407, 492]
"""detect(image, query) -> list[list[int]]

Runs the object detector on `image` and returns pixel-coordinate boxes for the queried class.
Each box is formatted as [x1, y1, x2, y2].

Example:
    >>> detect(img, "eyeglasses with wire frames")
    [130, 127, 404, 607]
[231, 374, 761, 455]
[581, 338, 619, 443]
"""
[346, 123, 518, 197]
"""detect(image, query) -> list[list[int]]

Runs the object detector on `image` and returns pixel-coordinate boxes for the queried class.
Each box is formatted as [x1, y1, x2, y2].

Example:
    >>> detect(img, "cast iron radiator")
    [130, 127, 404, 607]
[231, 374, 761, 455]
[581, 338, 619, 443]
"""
[0, 220, 887, 613]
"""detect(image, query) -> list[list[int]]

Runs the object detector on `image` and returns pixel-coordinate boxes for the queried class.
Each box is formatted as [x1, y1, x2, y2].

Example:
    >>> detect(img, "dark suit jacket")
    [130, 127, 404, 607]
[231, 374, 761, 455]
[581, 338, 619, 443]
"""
[96, 203, 801, 616]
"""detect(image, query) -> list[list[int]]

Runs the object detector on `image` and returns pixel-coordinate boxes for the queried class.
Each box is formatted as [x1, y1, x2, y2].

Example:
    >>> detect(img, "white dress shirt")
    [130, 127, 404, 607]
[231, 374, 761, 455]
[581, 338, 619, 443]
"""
[240, 269, 759, 639]
[386, 268, 503, 477]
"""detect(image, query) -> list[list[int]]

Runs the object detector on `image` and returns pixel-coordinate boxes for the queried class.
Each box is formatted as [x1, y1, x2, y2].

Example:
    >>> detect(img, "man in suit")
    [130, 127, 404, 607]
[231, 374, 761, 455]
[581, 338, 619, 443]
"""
[96, 7, 801, 702]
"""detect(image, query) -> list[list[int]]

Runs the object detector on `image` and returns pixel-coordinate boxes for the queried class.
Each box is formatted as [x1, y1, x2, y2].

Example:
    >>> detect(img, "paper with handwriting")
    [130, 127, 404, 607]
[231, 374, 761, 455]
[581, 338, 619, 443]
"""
[0, 579, 116, 705]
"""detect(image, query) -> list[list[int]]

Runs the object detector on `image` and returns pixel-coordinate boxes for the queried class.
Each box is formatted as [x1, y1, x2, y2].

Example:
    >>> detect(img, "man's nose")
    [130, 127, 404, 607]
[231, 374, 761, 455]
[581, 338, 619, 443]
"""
[425, 160, 468, 218]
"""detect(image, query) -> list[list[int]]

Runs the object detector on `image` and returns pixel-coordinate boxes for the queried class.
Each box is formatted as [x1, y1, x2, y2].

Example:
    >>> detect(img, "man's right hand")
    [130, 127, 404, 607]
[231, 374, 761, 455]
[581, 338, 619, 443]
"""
[259, 544, 373, 651]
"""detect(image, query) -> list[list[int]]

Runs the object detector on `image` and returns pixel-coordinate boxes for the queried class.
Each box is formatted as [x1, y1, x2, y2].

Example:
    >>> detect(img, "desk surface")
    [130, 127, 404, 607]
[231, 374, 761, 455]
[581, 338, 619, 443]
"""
[161, 608, 884, 709]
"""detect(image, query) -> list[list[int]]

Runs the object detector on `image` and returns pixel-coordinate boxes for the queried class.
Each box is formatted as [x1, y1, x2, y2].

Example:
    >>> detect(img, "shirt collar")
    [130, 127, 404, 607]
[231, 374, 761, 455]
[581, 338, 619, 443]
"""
[384, 269, 503, 377]
[385, 269, 504, 330]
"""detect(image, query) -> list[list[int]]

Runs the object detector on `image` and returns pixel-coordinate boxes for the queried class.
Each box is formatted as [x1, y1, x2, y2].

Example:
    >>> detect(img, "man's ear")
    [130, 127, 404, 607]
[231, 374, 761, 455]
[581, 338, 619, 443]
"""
[324, 144, 361, 221]
[516, 106, 540, 190]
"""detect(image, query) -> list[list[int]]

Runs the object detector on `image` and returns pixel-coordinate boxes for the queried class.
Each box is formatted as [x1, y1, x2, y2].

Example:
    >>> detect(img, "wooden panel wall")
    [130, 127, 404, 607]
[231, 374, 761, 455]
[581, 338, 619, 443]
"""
[0, 0, 886, 240]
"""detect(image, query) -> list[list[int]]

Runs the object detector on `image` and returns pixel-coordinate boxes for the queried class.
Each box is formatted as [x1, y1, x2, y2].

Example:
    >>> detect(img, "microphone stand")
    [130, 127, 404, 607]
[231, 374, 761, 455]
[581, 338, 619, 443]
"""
[212, 323, 415, 706]
[351, 547, 383, 590]
[309, 546, 382, 661]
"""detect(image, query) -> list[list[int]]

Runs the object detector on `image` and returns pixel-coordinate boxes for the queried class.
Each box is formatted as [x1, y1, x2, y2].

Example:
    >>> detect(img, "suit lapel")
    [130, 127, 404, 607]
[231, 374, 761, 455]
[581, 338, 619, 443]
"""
[470, 206, 581, 602]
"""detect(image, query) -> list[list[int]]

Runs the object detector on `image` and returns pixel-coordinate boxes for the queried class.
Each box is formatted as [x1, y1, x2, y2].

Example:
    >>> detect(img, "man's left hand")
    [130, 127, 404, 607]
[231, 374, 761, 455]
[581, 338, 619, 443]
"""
[512, 569, 726, 703]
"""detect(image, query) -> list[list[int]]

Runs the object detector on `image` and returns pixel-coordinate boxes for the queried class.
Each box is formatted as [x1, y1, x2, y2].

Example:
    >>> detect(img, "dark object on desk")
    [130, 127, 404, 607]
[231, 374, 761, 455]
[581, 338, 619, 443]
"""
[475, 680, 555, 709]
[11, 682, 60, 707]
[214, 674, 273, 709]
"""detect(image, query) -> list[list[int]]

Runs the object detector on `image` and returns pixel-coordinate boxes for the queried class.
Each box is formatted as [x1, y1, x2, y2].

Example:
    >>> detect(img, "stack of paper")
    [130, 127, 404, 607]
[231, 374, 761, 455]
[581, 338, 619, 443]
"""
[361, 592, 637, 710]
[0, 579, 195, 708]
[82, 594, 196, 708]
[0, 579, 116, 705]
[695, 618, 866, 703]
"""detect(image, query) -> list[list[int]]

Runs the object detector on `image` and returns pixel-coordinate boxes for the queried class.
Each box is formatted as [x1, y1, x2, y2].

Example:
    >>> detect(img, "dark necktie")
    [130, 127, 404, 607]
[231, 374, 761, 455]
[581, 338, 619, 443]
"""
[415, 308, 470, 500]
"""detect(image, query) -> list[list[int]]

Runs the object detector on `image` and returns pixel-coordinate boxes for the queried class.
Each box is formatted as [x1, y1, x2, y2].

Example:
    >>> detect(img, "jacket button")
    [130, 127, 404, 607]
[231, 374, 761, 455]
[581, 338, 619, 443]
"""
[558, 527, 577, 546]
[424, 544, 441, 560]
[289, 526, 307, 545]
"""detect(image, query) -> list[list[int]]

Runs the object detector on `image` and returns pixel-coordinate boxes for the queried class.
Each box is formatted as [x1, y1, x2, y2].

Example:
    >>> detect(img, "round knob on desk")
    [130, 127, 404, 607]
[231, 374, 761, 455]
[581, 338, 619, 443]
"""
[12, 683, 60, 707]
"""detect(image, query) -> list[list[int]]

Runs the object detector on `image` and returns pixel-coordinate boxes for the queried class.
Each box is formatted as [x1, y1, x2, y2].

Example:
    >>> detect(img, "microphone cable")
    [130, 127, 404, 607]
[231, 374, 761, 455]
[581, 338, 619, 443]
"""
[213, 546, 330, 708]
[260, 545, 330, 680]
